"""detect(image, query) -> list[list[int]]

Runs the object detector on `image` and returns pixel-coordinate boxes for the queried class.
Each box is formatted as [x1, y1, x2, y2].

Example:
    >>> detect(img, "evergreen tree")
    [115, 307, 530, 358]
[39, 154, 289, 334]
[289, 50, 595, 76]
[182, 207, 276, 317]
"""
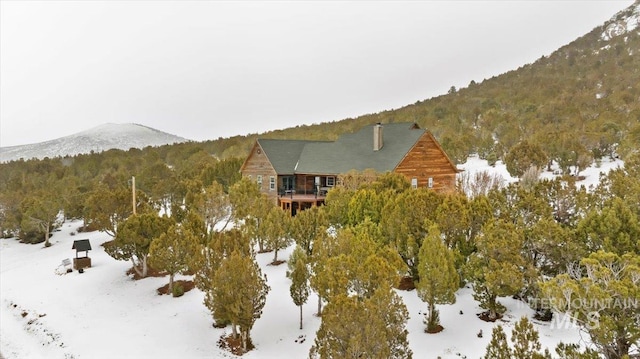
[533, 177, 588, 227]
[416, 225, 459, 333]
[510, 317, 551, 359]
[228, 176, 262, 220]
[504, 140, 548, 178]
[205, 251, 269, 354]
[242, 194, 272, 253]
[180, 209, 207, 244]
[289, 205, 328, 257]
[554, 343, 600, 359]
[337, 168, 380, 191]
[484, 317, 552, 359]
[58, 174, 85, 221]
[19, 187, 62, 247]
[484, 325, 511, 359]
[468, 194, 494, 250]
[148, 225, 199, 294]
[525, 217, 580, 277]
[287, 247, 310, 329]
[104, 212, 173, 278]
[138, 159, 177, 213]
[311, 226, 405, 302]
[193, 228, 252, 294]
[591, 152, 640, 219]
[0, 190, 22, 238]
[84, 183, 136, 237]
[187, 181, 232, 233]
[263, 205, 291, 263]
[309, 288, 412, 359]
[199, 157, 242, 191]
[435, 192, 471, 253]
[467, 219, 525, 321]
[323, 186, 355, 228]
[540, 251, 640, 359]
[363, 172, 411, 194]
[380, 188, 442, 280]
[346, 188, 389, 225]
[575, 197, 640, 255]
[306, 228, 333, 316]
[192, 228, 251, 329]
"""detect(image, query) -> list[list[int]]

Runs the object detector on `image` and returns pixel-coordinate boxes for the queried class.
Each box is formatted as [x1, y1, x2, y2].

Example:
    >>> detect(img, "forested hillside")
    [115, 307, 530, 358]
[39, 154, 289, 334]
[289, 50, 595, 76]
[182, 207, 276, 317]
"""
[203, 2, 640, 166]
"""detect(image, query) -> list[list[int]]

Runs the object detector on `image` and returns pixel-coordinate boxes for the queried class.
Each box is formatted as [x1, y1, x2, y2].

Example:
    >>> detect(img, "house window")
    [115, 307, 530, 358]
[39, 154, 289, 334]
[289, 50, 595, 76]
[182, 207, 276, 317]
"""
[411, 178, 418, 189]
[428, 177, 434, 188]
[257, 175, 263, 185]
[283, 176, 294, 191]
[326, 176, 335, 187]
[269, 176, 276, 191]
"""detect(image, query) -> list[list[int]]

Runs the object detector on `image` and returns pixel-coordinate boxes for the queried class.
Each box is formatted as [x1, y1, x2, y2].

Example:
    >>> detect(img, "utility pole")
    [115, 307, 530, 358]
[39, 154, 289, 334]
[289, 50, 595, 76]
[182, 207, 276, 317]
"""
[131, 176, 137, 215]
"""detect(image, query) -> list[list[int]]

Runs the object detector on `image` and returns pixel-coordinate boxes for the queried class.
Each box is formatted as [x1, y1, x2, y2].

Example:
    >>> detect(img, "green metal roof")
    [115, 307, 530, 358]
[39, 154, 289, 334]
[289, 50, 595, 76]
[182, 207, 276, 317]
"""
[257, 139, 329, 174]
[258, 123, 425, 175]
[296, 123, 424, 174]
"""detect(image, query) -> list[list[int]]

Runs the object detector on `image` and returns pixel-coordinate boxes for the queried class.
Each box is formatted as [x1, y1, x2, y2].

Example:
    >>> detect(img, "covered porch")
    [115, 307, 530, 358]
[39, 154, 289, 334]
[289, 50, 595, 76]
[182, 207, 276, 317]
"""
[277, 174, 335, 215]
[278, 193, 326, 216]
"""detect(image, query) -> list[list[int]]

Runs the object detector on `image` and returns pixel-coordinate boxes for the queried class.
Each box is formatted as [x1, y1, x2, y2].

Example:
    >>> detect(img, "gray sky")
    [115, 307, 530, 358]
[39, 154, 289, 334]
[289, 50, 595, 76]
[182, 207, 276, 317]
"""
[0, 1, 634, 147]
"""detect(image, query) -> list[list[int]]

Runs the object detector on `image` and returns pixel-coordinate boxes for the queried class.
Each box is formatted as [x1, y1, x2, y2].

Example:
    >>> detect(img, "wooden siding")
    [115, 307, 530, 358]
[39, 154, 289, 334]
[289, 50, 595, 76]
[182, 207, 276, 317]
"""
[241, 142, 279, 201]
[394, 132, 458, 192]
[240, 125, 460, 208]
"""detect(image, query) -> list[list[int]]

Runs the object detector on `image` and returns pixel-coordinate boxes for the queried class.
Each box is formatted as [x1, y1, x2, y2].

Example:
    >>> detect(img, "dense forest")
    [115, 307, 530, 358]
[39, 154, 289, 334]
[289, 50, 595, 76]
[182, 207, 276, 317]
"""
[1, 4, 639, 359]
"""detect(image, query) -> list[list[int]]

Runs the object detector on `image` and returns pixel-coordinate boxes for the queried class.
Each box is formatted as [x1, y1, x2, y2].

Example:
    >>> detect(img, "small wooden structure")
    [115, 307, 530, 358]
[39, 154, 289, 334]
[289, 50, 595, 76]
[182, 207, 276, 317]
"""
[72, 239, 92, 270]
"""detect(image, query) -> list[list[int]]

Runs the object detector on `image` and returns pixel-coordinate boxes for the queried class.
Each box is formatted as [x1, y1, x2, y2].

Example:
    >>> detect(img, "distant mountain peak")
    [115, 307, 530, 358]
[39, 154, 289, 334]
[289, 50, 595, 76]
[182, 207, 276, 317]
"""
[601, 1, 640, 41]
[74, 123, 183, 139]
[0, 123, 188, 162]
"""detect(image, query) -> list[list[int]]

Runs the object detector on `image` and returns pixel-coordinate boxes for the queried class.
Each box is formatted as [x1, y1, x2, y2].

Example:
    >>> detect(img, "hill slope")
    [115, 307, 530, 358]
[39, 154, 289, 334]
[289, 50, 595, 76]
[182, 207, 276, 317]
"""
[203, 1, 640, 163]
[0, 123, 188, 162]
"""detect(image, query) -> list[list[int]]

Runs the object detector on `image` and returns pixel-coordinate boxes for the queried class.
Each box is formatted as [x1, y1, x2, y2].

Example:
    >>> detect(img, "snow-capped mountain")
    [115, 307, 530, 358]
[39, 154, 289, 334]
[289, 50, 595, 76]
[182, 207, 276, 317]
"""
[0, 123, 188, 162]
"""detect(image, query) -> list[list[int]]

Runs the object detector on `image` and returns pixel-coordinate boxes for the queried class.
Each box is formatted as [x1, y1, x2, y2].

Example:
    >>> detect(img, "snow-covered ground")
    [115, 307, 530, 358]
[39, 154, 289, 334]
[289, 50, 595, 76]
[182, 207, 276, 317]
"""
[0, 221, 586, 359]
[0, 157, 624, 359]
[457, 154, 624, 191]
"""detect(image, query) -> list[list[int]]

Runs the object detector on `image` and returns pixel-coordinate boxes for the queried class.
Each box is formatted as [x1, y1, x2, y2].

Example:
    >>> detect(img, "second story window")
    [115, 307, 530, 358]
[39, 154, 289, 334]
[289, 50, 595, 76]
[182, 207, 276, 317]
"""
[269, 176, 275, 191]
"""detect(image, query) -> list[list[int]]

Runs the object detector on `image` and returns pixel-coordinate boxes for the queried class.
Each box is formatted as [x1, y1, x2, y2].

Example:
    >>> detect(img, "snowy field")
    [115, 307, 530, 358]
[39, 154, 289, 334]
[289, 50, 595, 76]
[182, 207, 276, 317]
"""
[457, 154, 624, 192]
[0, 157, 623, 359]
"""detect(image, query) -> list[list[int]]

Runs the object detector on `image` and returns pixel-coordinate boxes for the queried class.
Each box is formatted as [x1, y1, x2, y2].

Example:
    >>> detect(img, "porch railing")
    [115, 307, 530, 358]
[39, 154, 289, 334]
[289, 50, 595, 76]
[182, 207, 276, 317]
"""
[278, 186, 330, 198]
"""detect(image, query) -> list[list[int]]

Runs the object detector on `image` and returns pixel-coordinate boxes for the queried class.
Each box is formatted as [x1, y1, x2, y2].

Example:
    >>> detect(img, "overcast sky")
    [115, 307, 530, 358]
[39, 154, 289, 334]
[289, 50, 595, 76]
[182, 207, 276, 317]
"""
[0, 1, 635, 147]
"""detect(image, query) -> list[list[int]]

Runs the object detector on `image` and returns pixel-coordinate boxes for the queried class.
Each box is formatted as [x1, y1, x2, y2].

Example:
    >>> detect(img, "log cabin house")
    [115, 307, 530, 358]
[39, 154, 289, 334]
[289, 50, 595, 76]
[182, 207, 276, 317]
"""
[239, 122, 460, 215]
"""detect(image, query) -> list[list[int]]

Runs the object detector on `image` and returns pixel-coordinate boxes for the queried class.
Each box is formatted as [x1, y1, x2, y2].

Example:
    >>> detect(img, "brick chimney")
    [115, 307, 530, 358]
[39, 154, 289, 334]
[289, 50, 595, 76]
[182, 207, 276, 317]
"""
[373, 123, 383, 151]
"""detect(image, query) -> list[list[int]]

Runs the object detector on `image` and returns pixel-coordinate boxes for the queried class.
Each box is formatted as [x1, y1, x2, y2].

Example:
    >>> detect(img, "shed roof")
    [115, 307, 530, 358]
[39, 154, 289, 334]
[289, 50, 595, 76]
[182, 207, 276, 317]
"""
[72, 239, 92, 252]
